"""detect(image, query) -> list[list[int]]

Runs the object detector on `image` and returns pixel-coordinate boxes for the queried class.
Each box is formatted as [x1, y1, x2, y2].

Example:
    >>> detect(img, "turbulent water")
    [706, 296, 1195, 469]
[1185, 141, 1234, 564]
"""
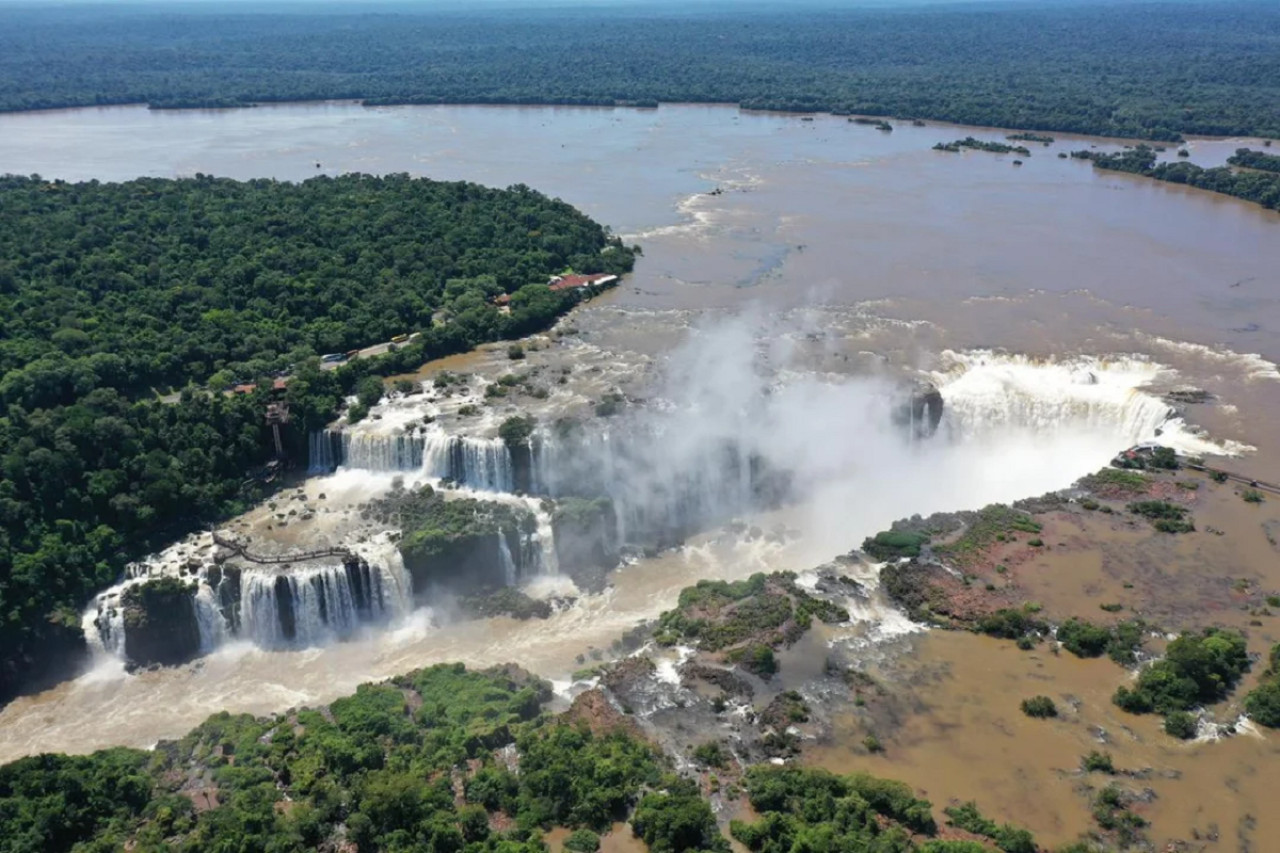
[1, 102, 1278, 763]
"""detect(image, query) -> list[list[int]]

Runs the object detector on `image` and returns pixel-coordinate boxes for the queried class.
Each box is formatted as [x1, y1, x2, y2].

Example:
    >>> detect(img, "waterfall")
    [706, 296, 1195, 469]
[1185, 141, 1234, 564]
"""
[933, 353, 1177, 445]
[236, 559, 407, 649]
[308, 430, 341, 473]
[341, 431, 425, 471]
[194, 583, 226, 653]
[497, 534, 517, 586]
[86, 595, 126, 659]
[449, 437, 515, 492]
[310, 427, 515, 492]
[533, 507, 559, 575]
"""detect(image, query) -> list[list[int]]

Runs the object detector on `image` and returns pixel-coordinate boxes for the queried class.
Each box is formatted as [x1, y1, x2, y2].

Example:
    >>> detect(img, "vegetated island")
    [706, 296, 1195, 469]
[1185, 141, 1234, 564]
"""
[0, 173, 636, 701]
[933, 138, 1031, 156]
[1006, 133, 1054, 145]
[2, 2, 1280, 141]
[1071, 146, 1280, 210]
[1227, 147, 1280, 173]
[848, 117, 894, 132]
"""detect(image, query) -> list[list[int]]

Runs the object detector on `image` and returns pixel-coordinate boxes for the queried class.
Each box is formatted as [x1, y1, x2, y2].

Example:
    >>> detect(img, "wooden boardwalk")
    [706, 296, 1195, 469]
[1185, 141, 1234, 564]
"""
[212, 531, 356, 565]
[1185, 464, 1280, 496]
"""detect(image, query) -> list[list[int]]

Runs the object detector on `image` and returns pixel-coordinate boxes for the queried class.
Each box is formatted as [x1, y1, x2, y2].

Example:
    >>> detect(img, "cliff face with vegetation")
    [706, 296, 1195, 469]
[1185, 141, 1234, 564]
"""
[364, 486, 537, 596]
[120, 578, 202, 667]
[551, 498, 619, 590]
[0, 174, 634, 700]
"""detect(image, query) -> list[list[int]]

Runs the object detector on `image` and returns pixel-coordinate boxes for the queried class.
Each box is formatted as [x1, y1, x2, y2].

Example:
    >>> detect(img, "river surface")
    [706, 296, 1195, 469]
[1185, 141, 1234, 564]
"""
[1, 102, 1279, 774]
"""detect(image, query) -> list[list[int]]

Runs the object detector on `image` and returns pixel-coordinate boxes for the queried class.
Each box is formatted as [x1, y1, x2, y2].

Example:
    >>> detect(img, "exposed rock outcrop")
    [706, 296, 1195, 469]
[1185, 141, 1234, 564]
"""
[892, 380, 945, 438]
[402, 530, 523, 598]
[121, 577, 202, 667]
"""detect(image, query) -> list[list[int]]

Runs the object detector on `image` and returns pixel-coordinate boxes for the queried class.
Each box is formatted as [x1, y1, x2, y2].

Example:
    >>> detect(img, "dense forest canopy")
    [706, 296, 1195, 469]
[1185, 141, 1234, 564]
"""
[0, 174, 631, 402]
[0, 661, 1020, 853]
[0, 2, 1278, 140]
[0, 173, 635, 700]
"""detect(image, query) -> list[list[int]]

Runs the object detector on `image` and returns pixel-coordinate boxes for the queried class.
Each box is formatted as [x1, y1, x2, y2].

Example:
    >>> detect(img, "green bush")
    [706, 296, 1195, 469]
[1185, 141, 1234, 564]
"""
[1245, 681, 1280, 728]
[631, 779, 728, 853]
[1127, 500, 1185, 520]
[732, 644, 777, 677]
[1057, 618, 1111, 657]
[1243, 646, 1280, 728]
[1128, 500, 1194, 532]
[1082, 751, 1115, 773]
[1020, 696, 1058, 718]
[499, 415, 536, 449]
[1164, 710, 1198, 739]
[1242, 489, 1265, 503]
[862, 529, 930, 560]
[356, 375, 386, 408]
[977, 608, 1046, 641]
[565, 828, 602, 853]
[943, 801, 1037, 853]
[692, 741, 729, 769]
[1112, 628, 1248, 715]
[1059, 616, 1147, 664]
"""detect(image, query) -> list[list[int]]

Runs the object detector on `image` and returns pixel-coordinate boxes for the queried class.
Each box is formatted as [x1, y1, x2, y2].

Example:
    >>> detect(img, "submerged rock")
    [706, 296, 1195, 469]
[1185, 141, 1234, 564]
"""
[459, 588, 554, 621]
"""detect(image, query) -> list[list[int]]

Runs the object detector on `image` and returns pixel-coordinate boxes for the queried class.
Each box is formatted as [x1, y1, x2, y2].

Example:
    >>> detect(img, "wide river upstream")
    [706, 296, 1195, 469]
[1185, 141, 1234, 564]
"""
[1, 102, 1279, 764]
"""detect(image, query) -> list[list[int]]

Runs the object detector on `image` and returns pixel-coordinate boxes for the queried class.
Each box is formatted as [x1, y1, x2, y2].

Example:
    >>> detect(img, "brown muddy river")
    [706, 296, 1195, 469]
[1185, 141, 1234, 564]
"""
[1, 103, 1279, 846]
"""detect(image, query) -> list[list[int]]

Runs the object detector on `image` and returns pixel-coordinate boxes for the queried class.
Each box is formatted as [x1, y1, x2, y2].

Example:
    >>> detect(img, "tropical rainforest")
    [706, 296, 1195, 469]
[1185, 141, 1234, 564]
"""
[0, 173, 635, 699]
[0, 1, 1278, 141]
[0, 661, 1021, 853]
